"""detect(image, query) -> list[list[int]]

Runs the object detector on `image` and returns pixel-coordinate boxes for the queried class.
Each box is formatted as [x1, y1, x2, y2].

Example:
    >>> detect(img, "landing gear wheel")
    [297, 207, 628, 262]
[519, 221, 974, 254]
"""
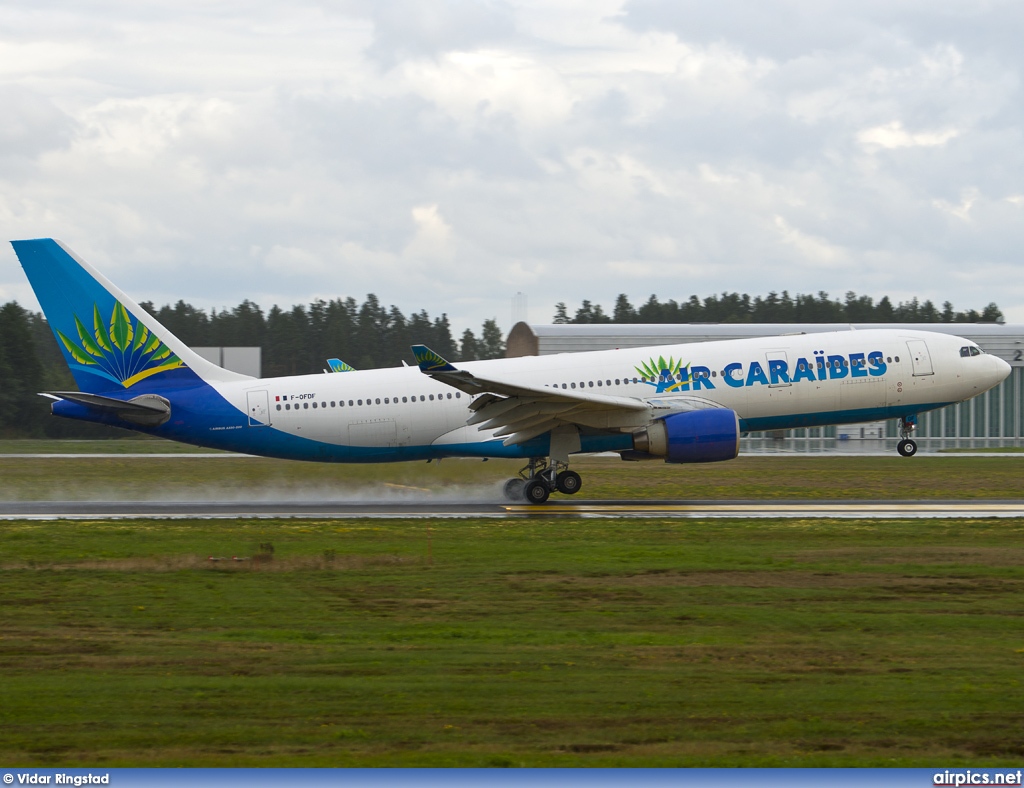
[523, 479, 551, 504]
[555, 470, 582, 495]
[897, 439, 918, 457]
[503, 478, 525, 501]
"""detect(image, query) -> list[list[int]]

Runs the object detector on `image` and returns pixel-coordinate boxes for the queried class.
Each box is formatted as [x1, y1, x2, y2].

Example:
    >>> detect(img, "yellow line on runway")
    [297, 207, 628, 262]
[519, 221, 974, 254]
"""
[506, 502, 1024, 516]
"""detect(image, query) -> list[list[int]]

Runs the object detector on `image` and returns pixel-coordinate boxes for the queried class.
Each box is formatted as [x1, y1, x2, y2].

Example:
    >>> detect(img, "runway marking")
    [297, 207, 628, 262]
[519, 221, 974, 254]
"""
[530, 503, 1024, 513]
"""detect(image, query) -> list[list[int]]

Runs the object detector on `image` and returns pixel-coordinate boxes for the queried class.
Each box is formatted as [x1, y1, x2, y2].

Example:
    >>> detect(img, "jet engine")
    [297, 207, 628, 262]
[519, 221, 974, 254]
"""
[628, 408, 740, 463]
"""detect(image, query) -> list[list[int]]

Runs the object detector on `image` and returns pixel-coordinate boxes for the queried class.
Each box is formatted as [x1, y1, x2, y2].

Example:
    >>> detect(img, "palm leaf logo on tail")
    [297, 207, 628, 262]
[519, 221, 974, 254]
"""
[57, 302, 184, 388]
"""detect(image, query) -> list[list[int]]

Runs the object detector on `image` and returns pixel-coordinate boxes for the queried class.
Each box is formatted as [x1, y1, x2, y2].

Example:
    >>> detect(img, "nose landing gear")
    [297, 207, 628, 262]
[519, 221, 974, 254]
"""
[503, 458, 583, 504]
[897, 416, 918, 457]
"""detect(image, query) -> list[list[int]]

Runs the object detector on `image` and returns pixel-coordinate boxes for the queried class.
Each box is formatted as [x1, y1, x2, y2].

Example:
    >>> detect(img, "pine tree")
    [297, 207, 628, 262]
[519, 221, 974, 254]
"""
[459, 329, 480, 361]
[480, 319, 505, 359]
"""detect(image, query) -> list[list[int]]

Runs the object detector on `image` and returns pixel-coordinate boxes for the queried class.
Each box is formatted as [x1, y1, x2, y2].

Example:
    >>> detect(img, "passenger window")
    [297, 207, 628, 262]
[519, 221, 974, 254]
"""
[303, 402, 309, 409]
[402, 396, 407, 403]
[615, 379, 620, 385]
[348, 400, 353, 406]
[588, 381, 594, 387]
[597, 380, 602, 386]
[276, 404, 282, 411]
[420, 395, 425, 401]
[894, 356, 900, 362]
[384, 398, 389, 404]
[561, 384, 567, 389]
[358, 399, 363, 406]
[331, 401, 336, 407]
[456, 393, 461, 398]
[447, 392, 452, 399]
[571, 383, 576, 388]
[429, 394, 434, 401]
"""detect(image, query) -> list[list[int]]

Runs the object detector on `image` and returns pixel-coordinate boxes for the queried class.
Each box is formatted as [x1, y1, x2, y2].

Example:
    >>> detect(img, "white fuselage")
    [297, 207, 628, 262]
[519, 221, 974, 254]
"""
[191, 328, 1007, 461]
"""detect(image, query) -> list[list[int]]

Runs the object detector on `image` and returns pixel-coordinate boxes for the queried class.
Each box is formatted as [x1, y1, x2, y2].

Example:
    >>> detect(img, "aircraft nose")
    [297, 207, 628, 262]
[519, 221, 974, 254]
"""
[992, 354, 1012, 383]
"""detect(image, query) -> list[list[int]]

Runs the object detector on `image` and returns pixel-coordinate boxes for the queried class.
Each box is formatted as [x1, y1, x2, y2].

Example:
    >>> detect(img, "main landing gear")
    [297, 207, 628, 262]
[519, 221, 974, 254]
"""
[503, 458, 583, 504]
[897, 416, 918, 457]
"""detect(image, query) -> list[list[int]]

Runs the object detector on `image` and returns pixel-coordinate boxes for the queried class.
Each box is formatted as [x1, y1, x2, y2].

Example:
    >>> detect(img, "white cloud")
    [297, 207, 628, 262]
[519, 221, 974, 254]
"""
[859, 121, 959, 150]
[403, 203, 455, 262]
[773, 216, 846, 266]
[932, 189, 978, 221]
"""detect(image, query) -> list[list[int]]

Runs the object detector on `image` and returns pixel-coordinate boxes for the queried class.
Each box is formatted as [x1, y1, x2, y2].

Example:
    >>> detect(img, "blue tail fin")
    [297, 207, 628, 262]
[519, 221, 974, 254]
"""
[12, 238, 251, 394]
[327, 358, 356, 373]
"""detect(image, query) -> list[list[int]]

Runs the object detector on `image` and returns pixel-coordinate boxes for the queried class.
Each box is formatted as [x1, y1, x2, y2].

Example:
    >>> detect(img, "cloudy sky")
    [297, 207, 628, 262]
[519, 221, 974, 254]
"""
[1, 0, 1022, 334]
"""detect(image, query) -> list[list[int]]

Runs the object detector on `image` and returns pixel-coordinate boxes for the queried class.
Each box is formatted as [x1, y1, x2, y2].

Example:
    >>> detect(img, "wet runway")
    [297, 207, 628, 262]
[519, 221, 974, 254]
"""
[3, 499, 1024, 520]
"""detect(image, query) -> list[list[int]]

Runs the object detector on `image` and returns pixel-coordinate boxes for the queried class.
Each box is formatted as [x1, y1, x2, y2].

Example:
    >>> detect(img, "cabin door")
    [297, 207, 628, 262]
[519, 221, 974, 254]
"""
[765, 351, 792, 387]
[247, 390, 271, 426]
[906, 340, 934, 376]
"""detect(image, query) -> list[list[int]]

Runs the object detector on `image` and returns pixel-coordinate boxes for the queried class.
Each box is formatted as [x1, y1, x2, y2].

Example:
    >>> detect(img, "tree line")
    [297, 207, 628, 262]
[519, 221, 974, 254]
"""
[137, 297, 505, 377]
[554, 291, 1004, 324]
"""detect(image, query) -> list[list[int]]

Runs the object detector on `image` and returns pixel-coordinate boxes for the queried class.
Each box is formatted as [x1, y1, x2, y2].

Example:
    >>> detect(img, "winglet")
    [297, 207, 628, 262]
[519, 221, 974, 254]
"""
[411, 344, 458, 373]
[327, 358, 356, 373]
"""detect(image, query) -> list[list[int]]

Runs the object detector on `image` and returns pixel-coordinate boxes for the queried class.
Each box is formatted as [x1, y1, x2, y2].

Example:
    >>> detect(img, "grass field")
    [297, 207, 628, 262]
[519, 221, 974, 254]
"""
[2, 451, 1024, 501]
[0, 438, 227, 454]
[2, 514, 1023, 766]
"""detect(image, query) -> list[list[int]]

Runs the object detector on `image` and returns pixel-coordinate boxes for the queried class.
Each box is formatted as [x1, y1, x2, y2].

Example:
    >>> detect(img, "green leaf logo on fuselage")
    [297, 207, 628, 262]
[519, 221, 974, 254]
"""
[635, 355, 690, 393]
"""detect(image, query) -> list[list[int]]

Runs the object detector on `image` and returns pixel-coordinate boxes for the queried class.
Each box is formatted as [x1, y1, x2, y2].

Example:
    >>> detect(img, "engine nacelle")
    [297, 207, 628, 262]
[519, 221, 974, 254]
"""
[631, 409, 740, 463]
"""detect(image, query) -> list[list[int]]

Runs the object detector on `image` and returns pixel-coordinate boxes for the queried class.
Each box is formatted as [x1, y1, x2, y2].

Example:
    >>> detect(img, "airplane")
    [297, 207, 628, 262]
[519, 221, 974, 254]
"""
[12, 238, 1012, 504]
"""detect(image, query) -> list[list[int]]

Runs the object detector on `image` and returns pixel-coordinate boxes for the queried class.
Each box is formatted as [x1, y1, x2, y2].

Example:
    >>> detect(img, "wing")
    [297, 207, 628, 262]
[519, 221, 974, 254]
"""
[411, 344, 651, 445]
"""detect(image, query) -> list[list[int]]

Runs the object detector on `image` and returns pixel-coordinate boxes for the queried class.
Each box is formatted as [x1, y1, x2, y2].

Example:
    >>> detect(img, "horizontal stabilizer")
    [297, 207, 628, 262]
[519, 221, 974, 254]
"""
[44, 390, 171, 426]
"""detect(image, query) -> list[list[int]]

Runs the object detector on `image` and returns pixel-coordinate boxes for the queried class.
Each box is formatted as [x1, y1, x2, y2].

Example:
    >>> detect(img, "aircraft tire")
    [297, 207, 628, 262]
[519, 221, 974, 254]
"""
[523, 479, 550, 504]
[503, 478, 526, 501]
[897, 439, 918, 457]
[555, 470, 582, 495]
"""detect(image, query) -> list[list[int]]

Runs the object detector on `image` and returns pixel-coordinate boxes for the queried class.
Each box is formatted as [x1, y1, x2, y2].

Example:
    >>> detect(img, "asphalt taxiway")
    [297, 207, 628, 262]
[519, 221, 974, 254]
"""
[3, 499, 1024, 520]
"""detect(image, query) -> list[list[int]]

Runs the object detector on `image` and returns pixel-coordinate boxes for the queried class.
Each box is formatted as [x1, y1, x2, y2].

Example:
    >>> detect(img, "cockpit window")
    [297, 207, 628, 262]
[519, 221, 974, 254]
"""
[960, 346, 971, 357]
[961, 345, 983, 357]
[970, 346, 981, 356]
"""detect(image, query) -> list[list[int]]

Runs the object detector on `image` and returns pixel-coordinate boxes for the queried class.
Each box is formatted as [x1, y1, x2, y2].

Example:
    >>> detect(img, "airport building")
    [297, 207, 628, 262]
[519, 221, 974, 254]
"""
[194, 346, 262, 378]
[506, 322, 1024, 448]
